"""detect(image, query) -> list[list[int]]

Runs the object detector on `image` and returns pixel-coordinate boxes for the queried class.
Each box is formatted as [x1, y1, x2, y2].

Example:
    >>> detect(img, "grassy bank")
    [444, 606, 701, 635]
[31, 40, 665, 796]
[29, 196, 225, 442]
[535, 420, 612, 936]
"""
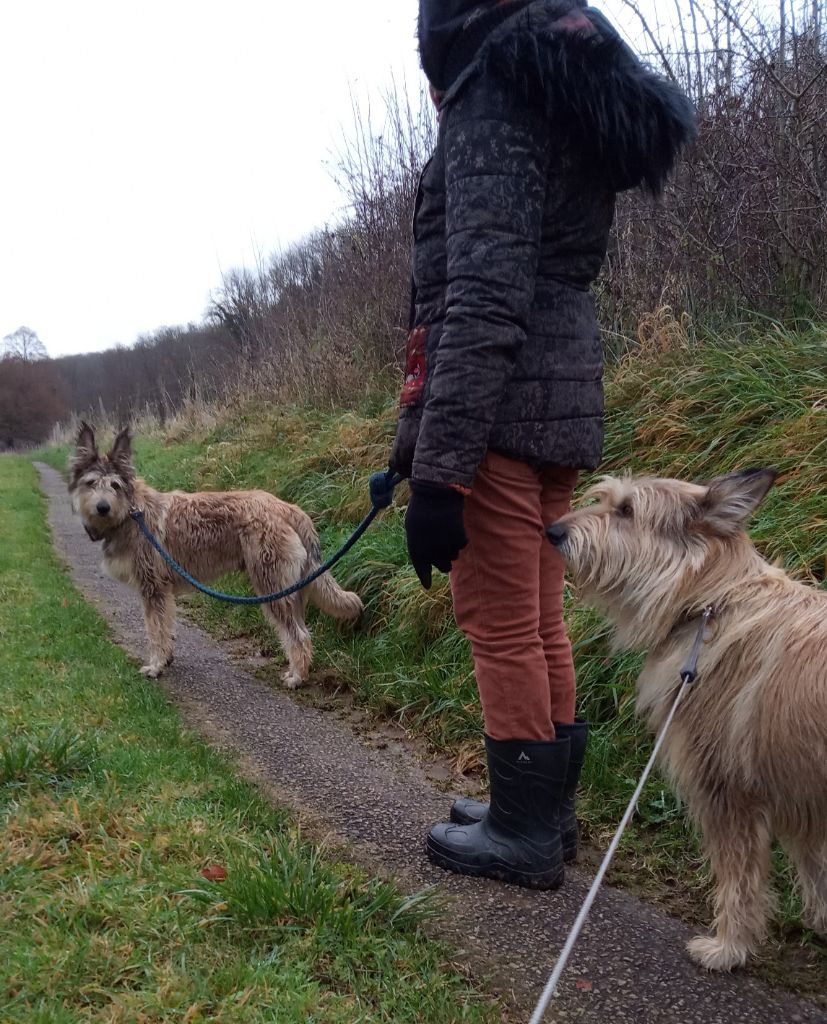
[0, 458, 498, 1023]
[40, 318, 827, 994]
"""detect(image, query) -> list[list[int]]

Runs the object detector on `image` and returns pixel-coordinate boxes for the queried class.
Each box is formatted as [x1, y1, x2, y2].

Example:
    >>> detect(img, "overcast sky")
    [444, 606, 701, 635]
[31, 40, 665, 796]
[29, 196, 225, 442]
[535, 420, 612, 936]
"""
[1, 0, 650, 359]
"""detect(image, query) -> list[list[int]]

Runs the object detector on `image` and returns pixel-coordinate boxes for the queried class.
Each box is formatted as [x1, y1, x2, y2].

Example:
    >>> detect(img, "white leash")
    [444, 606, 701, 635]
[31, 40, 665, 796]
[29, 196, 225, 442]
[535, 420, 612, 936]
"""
[528, 606, 714, 1024]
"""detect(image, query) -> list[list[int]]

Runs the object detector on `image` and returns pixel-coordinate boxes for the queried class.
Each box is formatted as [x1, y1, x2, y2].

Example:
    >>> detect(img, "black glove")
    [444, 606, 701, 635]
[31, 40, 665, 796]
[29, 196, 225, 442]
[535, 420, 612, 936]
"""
[404, 480, 468, 589]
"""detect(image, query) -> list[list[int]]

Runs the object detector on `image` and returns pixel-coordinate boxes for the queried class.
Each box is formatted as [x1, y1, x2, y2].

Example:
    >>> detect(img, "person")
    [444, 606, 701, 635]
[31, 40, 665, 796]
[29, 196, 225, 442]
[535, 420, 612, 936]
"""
[388, 0, 696, 890]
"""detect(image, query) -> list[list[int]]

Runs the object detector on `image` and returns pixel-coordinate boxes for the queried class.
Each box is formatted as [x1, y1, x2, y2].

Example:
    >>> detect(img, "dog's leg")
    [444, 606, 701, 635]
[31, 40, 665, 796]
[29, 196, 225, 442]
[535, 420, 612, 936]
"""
[687, 803, 773, 971]
[262, 597, 313, 690]
[244, 531, 313, 689]
[164, 598, 176, 667]
[140, 589, 175, 678]
[784, 836, 827, 935]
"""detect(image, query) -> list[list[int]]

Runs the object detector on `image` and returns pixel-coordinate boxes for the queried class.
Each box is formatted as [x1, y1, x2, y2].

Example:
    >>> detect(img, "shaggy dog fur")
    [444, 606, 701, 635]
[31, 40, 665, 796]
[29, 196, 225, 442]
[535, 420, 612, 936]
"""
[69, 423, 363, 686]
[547, 468, 827, 971]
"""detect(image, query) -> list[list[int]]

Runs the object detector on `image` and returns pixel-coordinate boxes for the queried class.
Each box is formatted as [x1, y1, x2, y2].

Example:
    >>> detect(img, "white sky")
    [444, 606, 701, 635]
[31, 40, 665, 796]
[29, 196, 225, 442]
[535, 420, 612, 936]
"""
[1, 0, 650, 359]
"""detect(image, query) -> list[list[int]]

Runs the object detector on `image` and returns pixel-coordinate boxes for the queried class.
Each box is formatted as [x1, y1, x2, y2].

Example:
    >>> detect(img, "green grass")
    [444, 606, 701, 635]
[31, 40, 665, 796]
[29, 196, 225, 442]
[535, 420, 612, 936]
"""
[39, 317, 827, 994]
[0, 458, 498, 1023]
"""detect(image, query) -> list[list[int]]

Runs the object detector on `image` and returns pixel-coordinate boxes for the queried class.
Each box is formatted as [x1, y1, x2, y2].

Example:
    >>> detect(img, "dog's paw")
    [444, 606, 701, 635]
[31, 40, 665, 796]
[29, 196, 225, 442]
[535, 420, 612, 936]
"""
[281, 669, 303, 690]
[686, 934, 748, 972]
[140, 663, 165, 678]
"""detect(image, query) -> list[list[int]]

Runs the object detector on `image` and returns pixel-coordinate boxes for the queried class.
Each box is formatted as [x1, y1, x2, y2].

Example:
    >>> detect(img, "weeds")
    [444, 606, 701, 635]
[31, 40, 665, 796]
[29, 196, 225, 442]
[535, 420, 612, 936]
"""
[185, 833, 439, 937]
[0, 725, 96, 788]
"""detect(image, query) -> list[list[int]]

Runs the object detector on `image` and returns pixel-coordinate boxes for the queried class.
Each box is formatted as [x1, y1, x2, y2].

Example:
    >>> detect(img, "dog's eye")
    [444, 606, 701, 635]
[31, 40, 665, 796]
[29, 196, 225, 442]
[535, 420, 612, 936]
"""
[111, 481, 121, 492]
[617, 502, 634, 518]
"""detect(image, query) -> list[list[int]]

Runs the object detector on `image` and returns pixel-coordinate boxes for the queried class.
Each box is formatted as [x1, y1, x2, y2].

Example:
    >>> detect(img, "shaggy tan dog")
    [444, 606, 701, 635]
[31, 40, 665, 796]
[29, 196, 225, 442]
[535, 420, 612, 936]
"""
[546, 468, 827, 971]
[69, 423, 362, 685]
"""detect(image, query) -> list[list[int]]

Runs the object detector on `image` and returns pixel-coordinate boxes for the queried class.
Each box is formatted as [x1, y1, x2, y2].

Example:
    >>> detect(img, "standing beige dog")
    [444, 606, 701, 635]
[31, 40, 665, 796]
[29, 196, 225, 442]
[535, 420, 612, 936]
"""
[546, 468, 827, 971]
[69, 423, 363, 685]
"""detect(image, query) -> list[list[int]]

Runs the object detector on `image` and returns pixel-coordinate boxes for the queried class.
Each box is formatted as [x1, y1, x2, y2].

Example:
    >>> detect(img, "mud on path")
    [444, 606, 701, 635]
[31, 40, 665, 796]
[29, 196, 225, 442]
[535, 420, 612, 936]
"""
[37, 462, 826, 1024]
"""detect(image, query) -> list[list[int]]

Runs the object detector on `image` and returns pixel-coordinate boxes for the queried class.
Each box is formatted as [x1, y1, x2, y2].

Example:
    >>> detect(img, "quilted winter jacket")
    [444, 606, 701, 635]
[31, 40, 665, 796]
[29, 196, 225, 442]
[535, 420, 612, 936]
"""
[390, 0, 696, 489]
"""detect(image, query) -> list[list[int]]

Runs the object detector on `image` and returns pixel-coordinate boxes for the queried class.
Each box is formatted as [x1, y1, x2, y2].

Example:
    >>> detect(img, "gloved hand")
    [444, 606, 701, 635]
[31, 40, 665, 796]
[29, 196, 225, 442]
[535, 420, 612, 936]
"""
[404, 480, 468, 589]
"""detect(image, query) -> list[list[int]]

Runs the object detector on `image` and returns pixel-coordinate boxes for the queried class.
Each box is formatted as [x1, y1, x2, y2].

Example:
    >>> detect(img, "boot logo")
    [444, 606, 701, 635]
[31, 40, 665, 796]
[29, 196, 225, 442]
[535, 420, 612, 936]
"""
[517, 751, 531, 763]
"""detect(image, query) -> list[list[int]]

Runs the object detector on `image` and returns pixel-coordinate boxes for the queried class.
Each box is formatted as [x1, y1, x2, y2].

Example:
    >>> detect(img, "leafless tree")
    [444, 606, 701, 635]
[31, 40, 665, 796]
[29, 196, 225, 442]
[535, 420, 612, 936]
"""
[2, 325, 48, 361]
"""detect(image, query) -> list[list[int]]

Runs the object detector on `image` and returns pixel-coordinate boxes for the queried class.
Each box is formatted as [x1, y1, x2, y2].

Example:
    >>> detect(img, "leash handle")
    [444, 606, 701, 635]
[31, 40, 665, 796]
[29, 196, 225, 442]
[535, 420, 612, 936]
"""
[369, 469, 403, 509]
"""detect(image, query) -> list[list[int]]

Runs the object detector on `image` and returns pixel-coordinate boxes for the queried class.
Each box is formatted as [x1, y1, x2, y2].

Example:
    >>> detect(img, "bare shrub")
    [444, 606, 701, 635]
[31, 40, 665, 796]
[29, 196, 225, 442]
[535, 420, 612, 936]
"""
[604, 0, 827, 328]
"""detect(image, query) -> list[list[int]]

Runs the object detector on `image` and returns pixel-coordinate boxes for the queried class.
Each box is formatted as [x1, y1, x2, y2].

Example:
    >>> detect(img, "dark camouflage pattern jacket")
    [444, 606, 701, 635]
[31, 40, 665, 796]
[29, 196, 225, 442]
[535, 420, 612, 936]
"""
[389, 0, 696, 489]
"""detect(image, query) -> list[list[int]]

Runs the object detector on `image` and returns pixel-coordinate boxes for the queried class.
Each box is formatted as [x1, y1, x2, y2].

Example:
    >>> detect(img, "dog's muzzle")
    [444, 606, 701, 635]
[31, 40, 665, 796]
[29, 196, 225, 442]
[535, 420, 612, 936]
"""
[546, 522, 568, 548]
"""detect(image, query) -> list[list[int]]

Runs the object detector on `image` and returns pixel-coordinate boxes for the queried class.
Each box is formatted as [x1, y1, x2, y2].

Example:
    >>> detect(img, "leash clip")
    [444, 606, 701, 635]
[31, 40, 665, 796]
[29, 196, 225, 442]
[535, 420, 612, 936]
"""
[679, 604, 714, 684]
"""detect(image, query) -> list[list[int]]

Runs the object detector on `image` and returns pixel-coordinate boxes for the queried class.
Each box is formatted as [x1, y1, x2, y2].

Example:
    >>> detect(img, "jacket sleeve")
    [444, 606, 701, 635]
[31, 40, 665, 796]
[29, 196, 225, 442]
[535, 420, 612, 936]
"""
[411, 71, 549, 489]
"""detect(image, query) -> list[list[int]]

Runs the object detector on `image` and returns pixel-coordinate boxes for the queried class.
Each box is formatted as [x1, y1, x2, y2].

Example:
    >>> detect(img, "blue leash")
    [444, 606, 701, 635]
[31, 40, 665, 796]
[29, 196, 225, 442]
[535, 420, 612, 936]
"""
[128, 469, 402, 605]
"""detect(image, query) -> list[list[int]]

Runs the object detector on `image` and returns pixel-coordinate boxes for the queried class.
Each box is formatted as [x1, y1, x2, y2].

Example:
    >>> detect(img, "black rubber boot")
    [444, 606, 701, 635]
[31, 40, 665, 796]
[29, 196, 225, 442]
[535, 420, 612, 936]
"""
[555, 719, 588, 860]
[426, 734, 570, 890]
[450, 719, 589, 862]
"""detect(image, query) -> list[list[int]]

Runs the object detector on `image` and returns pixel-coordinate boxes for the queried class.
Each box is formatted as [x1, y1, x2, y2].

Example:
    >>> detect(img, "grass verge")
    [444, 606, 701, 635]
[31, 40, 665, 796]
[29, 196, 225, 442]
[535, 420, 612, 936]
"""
[0, 457, 498, 1023]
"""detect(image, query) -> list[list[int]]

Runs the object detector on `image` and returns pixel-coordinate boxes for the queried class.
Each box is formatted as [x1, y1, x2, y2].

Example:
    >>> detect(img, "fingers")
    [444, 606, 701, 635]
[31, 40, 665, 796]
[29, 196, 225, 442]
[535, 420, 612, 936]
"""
[409, 548, 461, 589]
[413, 560, 433, 589]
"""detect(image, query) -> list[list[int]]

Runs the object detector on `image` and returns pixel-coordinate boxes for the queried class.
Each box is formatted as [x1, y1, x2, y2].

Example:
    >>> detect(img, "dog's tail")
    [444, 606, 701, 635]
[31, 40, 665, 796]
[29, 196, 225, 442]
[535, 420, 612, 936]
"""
[292, 510, 364, 621]
[308, 572, 364, 621]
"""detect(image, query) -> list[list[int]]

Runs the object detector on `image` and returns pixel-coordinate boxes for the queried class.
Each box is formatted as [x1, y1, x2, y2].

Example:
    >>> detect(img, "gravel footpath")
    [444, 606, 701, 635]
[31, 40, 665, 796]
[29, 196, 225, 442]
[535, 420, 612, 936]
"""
[37, 462, 826, 1024]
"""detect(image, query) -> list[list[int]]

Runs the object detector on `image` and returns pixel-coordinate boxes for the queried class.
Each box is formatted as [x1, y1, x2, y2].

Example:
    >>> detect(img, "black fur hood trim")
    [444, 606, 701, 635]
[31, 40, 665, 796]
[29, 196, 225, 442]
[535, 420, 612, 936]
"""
[443, 3, 697, 194]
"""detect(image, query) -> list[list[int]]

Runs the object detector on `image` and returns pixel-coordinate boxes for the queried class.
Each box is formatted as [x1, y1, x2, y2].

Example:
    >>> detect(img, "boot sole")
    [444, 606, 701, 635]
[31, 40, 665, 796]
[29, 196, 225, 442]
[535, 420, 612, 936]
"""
[449, 808, 578, 863]
[426, 838, 565, 891]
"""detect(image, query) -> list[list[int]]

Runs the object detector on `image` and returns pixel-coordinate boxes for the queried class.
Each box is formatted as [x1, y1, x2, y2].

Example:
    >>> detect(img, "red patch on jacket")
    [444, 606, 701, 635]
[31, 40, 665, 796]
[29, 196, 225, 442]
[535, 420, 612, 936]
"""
[555, 10, 594, 35]
[400, 325, 428, 407]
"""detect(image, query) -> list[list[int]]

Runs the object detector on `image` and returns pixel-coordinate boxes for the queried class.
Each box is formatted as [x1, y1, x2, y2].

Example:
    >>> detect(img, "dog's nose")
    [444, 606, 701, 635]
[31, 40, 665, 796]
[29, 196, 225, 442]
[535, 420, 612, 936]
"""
[546, 522, 567, 547]
[96, 501, 111, 516]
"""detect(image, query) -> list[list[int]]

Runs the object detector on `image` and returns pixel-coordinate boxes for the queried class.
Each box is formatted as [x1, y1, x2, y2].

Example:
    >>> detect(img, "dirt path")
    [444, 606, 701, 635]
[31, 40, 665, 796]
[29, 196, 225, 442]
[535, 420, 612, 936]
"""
[37, 462, 825, 1024]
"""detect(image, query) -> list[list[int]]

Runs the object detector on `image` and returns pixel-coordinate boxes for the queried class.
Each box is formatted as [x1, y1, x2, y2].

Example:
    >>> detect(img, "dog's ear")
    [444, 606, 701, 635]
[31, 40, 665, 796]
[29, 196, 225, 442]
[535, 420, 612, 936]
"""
[701, 468, 778, 535]
[75, 420, 97, 457]
[69, 421, 99, 488]
[107, 427, 135, 480]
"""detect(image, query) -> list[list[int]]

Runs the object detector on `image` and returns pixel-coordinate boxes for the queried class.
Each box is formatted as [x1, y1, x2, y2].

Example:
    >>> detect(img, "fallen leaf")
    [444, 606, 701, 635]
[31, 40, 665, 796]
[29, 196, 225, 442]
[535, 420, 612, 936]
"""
[201, 864, 228, 882]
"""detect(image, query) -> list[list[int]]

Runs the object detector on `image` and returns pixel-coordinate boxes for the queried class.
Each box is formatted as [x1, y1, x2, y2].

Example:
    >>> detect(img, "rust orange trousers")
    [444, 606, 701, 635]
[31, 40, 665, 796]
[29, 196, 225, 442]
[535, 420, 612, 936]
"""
[450, 451, 579, 741]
